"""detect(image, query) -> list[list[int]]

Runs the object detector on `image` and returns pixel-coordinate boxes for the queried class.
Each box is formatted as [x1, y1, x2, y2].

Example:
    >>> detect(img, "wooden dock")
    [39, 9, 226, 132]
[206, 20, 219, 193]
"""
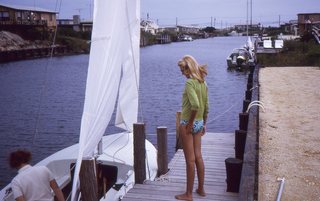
[122, 132, 239, 201]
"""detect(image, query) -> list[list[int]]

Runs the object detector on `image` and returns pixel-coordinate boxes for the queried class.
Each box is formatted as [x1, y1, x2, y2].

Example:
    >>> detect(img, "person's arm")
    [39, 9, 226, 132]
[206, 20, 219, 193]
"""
[202, 113, 208, 136]
[50, 179, 65, 201]
[185, 80, 199, 134]
[202, 83, 209, 136]
[15, 196, 26, 201]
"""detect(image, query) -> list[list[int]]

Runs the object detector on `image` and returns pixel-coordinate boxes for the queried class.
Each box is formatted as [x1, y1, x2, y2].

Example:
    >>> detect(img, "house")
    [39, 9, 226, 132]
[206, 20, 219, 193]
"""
[177, 25, 199, 34]
[80, 21, 93, 32]
[140, 19, 159, 35]
[57, 19, 74, 26]
[57, 15, 92, 32]
[0, 3, 57, 29]
[280, 20, 298, 35]
[234, 24, 260, 32]
[297, 13, 320, 35]
[158, 26, 179, 33]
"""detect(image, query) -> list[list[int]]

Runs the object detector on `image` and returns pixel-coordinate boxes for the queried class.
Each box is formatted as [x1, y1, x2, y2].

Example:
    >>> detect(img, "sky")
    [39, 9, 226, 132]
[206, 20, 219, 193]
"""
[1, 0, 320, 28]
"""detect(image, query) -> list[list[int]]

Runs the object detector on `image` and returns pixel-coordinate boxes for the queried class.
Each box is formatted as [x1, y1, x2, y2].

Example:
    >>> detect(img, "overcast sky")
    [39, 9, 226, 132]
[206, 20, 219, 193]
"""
[1, 0, 320, 27]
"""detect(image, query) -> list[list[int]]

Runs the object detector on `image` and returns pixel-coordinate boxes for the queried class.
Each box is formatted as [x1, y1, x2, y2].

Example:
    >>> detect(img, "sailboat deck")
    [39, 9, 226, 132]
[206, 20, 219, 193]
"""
[122, 132, 238, 201]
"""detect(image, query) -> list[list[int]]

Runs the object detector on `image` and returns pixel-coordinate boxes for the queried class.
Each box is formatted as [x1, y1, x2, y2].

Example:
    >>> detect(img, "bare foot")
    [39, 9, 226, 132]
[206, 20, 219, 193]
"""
[196, 189, 206, 196]
[175, 193, 193, 201]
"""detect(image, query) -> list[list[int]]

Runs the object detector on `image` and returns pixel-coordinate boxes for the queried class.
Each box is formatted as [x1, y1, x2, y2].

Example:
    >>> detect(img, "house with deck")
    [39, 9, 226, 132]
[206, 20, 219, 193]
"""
[0, 3, 57, 29]
[297, 13, 320, 34]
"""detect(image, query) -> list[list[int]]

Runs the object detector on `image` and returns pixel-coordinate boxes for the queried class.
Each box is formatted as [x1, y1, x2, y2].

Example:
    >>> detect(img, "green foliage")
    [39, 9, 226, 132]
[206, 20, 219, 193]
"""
[57, 27, 91, 40]
[257, 40, 320, 66]
[55, 28, 91, 53]
[141, 31, 157, 46]
[202, 27, 216, 33]
[56, 36, 90, 53]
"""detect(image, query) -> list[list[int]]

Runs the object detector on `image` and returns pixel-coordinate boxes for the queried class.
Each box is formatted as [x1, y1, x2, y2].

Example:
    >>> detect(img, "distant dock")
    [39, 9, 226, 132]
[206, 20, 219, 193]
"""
[0, 46, 70, 63]
[122, 132, 238, 201]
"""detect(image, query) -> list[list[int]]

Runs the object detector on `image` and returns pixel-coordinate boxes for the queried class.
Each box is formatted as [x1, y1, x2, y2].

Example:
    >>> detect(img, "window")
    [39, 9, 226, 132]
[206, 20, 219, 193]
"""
[0, 11, 9, 21]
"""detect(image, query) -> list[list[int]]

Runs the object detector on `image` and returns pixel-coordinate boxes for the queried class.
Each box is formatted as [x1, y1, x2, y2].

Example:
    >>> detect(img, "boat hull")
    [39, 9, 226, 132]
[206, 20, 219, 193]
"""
[0, 132, 157, 201]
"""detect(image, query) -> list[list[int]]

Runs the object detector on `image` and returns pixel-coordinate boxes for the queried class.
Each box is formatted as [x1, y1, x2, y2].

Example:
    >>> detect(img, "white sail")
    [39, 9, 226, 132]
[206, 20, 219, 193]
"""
[71, 0, 140, 200]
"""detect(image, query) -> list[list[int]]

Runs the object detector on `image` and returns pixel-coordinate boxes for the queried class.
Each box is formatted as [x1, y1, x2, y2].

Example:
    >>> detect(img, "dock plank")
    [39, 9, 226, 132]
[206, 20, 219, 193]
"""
[122, 132, 238, 201]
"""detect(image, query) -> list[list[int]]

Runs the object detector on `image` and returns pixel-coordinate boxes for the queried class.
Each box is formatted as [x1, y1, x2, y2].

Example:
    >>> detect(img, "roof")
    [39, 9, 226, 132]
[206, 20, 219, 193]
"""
[297, 13, 320, 15]
[0, 3, 57, 13]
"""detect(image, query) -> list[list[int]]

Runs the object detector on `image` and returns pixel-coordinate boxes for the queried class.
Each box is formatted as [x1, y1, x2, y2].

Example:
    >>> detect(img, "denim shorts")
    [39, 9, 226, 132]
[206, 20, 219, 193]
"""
[180, 119, 204, 134]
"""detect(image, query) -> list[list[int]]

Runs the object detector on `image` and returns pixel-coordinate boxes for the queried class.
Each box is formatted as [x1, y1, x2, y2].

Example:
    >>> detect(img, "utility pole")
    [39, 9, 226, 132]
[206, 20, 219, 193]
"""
[214, 17, 216, 28]
[279, 15, 281, 27]
[211, 16, 213, 27]
[176, 17, 178, 26]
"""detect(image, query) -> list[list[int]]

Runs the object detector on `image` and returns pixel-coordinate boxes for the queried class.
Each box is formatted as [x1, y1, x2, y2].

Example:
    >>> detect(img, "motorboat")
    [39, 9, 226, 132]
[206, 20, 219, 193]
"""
[227, 37, 256, 69]
[226, 48, 255, 68]
[179, 34, 193, 41]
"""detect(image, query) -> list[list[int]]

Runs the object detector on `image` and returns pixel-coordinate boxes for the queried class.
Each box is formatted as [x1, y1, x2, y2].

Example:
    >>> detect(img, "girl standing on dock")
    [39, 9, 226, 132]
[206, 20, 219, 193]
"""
[175, 55, 209, 201]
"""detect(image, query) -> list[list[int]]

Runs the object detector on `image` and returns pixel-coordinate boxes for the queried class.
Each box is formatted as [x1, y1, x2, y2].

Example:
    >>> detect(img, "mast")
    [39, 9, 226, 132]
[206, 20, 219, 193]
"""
[250, 0, 252, 31]
[246, 0, 249, 36]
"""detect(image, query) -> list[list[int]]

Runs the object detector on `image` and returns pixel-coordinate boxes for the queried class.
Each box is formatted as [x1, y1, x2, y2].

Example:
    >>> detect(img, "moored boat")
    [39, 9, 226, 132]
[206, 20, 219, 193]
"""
[226, 37, 256, 69]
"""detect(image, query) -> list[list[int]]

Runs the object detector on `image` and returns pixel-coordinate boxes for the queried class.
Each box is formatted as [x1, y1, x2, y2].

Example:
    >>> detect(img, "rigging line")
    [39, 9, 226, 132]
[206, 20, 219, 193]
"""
[206, 92, 246, 125]
[125, 0, 144, 123]
[50, 0, 62, 57]
[32, 0, 63, 145]
[111, 132, 130, 164]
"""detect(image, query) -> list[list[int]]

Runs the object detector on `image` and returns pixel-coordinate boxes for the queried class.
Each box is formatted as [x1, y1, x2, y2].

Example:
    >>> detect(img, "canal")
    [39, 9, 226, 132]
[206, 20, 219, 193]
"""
[0, 36, 249, 188]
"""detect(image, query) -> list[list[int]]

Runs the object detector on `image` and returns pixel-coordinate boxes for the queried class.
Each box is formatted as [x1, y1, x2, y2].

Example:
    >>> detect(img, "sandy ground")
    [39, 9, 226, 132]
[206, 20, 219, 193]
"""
[258, 67, 320, 201]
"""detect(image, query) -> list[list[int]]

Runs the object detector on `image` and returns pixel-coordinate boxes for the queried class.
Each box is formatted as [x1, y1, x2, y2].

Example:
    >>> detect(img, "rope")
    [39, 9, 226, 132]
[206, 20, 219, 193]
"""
[206, 84, 259, 125]
[32, 0, 63, 145]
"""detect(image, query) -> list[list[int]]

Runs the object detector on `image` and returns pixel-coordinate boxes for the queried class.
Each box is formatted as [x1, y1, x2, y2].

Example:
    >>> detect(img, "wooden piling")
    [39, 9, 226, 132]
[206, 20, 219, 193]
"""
[247, 82, 253, 91]
[235, 130, 247, 160]
[239, 112, 249, 131]
[133, 123, 146, 184]
[157, 126, 168, 176]
[242, 99, 251, 113]
[245, 90, 252, 101]
[225, 157, 243, 193]
[175, 111, 182, 151]
[79, 159, 98, 201]
[248, 74, 253, 83]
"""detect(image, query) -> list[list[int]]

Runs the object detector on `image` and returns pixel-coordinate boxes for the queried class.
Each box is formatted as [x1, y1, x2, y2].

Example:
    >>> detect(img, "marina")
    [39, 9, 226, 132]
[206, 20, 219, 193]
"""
[0, 36, 249, 191]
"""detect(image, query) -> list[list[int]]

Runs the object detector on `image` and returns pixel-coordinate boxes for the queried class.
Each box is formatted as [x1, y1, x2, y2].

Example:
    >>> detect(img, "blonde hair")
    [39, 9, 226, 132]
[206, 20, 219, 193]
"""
[178, 55, 207, 82]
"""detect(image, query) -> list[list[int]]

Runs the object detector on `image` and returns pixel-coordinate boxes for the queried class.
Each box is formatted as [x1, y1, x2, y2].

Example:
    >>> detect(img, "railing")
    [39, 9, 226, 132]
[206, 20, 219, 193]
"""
[312, 25, 320, 44]
[0, 20, 47, 26]
[237, 65, 260, 201]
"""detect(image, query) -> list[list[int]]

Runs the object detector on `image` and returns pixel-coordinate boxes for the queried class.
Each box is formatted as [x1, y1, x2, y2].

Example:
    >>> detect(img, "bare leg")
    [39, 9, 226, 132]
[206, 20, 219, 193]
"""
[193, 132, 206, 196]
[175, 125, 194, 201]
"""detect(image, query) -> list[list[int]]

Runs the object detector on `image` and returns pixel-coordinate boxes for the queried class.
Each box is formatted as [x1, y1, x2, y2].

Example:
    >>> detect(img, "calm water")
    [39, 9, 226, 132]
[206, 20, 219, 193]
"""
[0, 36, 249, 188]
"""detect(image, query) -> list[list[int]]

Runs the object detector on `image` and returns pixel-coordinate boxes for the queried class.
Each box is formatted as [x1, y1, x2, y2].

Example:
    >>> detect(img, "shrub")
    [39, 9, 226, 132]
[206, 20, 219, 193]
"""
[257, 40, 320, 66]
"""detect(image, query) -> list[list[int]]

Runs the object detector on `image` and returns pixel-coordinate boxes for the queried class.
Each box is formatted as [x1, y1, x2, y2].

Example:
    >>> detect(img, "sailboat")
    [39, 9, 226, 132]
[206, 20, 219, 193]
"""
[0, 0, 158, 200]
[226, 0, 256, 69]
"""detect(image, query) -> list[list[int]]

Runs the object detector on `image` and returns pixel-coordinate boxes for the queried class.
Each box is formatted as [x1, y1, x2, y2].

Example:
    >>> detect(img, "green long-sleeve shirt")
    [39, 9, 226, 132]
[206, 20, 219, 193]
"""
[181, 78, 209, 121]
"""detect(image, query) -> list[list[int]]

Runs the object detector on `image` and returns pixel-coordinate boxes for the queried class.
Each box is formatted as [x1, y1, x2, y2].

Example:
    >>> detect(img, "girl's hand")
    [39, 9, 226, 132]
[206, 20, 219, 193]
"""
[201, 125, 206, 136]
[186, 122, 193, 135]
